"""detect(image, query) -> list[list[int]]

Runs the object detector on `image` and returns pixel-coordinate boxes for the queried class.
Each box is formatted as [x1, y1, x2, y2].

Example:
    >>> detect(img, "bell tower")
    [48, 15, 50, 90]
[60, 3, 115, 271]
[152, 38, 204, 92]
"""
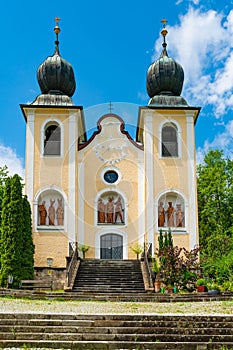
[21, 19, 85, 275]
[137, 19, 200, 254]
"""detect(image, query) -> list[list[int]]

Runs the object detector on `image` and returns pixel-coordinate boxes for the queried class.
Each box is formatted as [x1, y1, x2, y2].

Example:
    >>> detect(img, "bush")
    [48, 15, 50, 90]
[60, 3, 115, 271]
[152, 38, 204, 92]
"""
[155, 230, 201, 291]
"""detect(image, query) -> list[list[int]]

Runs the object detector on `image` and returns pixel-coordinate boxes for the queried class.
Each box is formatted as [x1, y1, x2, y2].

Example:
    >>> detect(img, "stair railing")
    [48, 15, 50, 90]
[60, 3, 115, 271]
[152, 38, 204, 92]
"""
[65, 242, 80, 291]
[142, 243, 154, 291]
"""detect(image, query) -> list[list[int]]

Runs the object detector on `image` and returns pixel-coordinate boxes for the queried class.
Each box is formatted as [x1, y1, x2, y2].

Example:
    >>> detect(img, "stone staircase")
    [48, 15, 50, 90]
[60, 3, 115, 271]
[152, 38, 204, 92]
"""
[73, 259, 145, 294]
[1, 313, 233, 349]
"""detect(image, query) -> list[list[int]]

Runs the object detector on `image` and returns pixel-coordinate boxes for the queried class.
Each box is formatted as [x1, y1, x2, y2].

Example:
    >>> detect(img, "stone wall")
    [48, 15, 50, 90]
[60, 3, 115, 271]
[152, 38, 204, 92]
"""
[34, 267, 66, 290]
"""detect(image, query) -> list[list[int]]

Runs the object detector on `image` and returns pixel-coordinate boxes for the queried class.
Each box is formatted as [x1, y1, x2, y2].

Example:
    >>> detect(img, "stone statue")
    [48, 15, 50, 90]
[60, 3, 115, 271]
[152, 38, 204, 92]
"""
[56, 198, 64, 225]
[158, 202, 165, 227]
[114, 196, 124, 224]
[38, 200, 47, 225]
[98, 198, 106, 223]
[167, 201, 175, 227]
[106, 197, 114, 223]
[48, 199, 55, 225]
[176, 204, 184, 227]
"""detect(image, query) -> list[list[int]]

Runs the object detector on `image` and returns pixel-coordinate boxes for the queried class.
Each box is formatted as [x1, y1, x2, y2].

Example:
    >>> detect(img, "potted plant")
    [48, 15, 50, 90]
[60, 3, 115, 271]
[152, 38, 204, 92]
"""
[78, 244, 90, 259]
[207, 281, 220, 295]
[165, 284, 174, 294]
[151, 258, 161, 293]
[130, 243, 143, 260]
[196, 278, 207, 292]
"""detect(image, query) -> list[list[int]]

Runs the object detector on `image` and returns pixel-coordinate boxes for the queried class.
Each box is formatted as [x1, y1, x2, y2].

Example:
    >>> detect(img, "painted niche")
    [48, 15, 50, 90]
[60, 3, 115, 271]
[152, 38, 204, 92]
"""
[97, 192, 125, 225]
[38, 191, 64, 226]
[158, 193, 185, 228]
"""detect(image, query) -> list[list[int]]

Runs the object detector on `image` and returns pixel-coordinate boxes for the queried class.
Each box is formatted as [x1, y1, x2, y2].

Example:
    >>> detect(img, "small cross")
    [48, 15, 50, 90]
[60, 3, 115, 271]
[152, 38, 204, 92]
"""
[109, 101, 114, 113]
[161, 18, 167, 27]
[55, 17, 61, 25]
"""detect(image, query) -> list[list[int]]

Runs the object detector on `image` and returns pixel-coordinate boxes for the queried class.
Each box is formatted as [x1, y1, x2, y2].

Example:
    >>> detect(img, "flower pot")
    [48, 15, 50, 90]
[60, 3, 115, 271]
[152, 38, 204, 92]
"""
[208, 289, 220, 295]
[154, 281, 161, 293]
[197, 285, 207, 292]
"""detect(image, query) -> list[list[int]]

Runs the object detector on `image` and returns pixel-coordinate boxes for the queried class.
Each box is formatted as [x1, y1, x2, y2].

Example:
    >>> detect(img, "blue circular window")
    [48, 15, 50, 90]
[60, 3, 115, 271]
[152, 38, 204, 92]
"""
[104, 170, 118, 184]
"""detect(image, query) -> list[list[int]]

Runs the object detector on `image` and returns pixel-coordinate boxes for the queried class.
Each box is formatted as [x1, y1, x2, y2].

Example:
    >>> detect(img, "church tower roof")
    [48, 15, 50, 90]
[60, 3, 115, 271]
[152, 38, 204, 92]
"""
[33, 18, 76, 106]
[146, 19, 188, 107]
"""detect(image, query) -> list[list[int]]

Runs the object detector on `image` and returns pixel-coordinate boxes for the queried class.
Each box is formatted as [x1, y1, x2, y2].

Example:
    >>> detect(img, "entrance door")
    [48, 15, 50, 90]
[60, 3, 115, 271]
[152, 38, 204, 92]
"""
[100, 234, 123, 259]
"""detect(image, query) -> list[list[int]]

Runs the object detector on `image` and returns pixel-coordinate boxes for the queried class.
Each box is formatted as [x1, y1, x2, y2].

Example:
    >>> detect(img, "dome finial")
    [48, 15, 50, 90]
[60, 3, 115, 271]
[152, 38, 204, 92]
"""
[161, 18, 168, 56]
[54, 17, 61, 55]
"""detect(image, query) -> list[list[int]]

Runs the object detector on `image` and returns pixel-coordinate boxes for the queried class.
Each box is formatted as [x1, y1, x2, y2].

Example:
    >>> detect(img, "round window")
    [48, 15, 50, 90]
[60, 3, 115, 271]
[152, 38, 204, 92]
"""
[104, 170, 119, 184]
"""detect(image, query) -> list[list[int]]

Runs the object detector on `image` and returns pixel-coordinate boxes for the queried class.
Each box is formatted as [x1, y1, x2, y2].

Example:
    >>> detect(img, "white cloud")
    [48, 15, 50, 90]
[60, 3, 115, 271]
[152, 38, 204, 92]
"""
[196, 120, 233, 163]
[152, 8, 233, 118]
[0, 143, 25, 179]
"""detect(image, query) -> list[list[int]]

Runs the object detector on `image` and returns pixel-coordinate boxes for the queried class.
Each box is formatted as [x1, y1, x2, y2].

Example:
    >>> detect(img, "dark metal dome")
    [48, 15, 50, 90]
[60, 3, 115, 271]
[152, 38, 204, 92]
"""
[146, 53, 184, 98]
[146, 20, 184, 100]
[37, 53, 76, 97]
[36, 18, 76, 98]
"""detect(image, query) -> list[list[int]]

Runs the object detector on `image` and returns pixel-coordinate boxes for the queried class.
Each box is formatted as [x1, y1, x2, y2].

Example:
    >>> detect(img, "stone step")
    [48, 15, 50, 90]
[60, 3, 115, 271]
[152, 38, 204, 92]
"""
[2, 332, 233, 342]
[73, 258, 145, 293]
[0, 340, 232, 350]
[72, 288, 145, 291]
[2, 313, 233, 322]
[1, 322, 233, 339]
[1, 313, 233, 349]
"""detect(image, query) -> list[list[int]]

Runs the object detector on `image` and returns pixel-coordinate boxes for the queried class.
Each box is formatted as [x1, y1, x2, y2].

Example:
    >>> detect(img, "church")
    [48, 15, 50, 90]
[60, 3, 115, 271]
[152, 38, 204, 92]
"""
[21, 19, 200, 286]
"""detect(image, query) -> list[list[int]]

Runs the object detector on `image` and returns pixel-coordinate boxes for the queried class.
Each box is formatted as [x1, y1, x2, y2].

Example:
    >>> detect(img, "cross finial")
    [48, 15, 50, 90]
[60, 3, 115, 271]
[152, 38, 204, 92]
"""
[161, 18, 168, 39]
[109, 101, 114, 113]
[55, 17, 61, 25]
[161, 18, 167, 27]
[54, 17, 61, 55]
[160, 18, 168, 56]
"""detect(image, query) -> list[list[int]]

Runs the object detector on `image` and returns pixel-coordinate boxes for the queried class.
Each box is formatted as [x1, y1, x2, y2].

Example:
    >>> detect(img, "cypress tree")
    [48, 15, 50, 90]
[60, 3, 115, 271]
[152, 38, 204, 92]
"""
[167, 228, 173, 248]
[21, 195, 34, 279]
[0, 175, 31, 287]
[0, 166, 9, 227]
[158, 229, 164, 250]
[0, 166, 9, 272]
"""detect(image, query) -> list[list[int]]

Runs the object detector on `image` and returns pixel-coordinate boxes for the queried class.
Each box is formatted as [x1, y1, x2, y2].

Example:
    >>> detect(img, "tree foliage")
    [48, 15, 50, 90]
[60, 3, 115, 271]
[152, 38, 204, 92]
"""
[0, 174, 34, 287]
[0, 166, 9, 227]
[197, 149, 233, 285]
[156, 230, 200, 291]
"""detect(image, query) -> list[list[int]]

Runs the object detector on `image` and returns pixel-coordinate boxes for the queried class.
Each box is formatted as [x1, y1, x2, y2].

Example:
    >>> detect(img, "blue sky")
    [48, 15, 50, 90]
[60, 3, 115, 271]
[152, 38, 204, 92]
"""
[1, 0, 233, 177]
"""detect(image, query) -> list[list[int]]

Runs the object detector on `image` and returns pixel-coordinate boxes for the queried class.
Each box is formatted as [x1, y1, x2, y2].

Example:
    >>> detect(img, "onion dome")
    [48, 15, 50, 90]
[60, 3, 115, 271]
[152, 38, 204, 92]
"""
[33, 18, 76, 105]
[146, 19, 188, 107]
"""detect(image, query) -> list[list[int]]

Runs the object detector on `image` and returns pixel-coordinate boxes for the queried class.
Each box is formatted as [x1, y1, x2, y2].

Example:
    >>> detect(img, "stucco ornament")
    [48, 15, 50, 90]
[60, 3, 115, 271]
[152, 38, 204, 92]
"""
[94, 139, 128, 165]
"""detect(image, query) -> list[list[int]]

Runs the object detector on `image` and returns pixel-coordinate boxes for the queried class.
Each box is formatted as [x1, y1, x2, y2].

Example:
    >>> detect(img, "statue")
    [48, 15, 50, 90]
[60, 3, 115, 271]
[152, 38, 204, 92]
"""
[167, 201, 175, 227]
[56, 198, 64, 225]
[114, 196, 124, 224]
[48, 199, 55, 225]
[158, 202, 165, 227]
[106, 197, 114, 223]
[176, 204, 184, 227]
[98, 198, 106, 223]
[38, 201, 47, 225]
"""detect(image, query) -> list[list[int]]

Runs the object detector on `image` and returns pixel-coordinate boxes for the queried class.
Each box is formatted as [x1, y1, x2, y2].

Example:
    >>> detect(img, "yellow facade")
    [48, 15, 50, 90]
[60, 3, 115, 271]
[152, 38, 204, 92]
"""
[22, 102, 199, 269]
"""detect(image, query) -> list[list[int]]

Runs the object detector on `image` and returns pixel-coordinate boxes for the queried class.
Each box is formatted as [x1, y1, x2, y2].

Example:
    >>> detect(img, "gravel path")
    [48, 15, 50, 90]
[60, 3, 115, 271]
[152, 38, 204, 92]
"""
[0, 297, 232, 315]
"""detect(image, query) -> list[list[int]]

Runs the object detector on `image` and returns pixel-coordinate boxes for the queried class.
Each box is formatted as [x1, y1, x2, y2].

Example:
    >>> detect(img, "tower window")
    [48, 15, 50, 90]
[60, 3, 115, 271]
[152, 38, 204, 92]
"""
[162, 124, 178, 157]
[44, 124, 61, 156]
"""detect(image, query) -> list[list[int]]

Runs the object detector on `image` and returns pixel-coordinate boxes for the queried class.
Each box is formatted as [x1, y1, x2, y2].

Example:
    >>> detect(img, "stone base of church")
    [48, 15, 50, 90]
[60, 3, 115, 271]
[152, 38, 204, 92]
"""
[34, 267, 66, 291]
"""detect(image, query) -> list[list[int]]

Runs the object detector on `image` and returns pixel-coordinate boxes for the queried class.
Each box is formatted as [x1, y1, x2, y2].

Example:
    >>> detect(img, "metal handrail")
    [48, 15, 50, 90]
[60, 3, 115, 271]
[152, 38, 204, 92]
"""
[144, 243, 154, 289]
[66, 243, 79, 288]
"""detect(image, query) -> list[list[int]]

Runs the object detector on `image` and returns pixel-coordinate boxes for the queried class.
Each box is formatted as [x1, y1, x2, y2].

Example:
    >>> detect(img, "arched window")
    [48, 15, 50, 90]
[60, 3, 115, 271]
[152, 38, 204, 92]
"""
[162, 124, 178, 157]
[44, 123, 61, 156]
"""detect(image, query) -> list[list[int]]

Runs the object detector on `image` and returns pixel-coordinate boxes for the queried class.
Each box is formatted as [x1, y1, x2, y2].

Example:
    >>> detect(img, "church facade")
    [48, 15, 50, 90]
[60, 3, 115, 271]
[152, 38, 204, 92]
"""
[21, 20, 200, 279]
